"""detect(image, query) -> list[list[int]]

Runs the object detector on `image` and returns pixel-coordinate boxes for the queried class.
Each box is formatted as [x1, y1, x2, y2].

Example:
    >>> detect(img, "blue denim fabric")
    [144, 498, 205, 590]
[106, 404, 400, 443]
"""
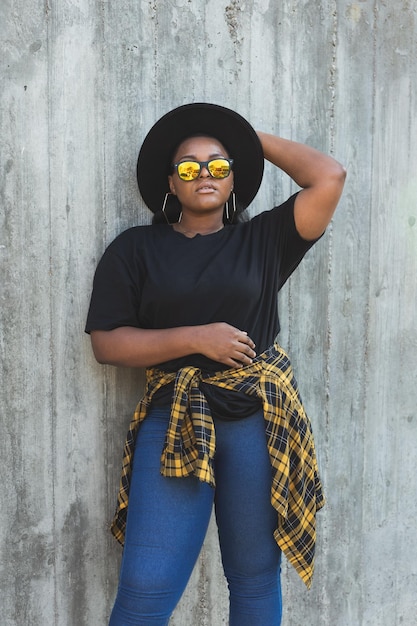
[109, 407, 282, 625]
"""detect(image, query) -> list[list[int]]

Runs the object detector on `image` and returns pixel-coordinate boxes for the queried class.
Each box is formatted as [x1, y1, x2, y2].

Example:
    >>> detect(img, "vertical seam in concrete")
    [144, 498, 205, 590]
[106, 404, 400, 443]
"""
[321, 3, 339, 622]
[358, 3, 379, 621]
[45, 0, 58, 621]
[153, 1, 159, 108]
[325, 2, 338, 448]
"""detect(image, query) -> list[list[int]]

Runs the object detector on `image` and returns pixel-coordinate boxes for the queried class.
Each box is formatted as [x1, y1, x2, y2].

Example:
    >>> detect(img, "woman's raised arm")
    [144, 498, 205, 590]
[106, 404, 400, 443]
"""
[257, 132, 346, 240]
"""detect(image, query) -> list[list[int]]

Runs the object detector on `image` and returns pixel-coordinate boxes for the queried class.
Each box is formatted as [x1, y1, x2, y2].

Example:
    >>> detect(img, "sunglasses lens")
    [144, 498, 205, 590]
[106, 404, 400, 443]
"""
[208, 159, 231, 179]
[177, 161, 200, 181]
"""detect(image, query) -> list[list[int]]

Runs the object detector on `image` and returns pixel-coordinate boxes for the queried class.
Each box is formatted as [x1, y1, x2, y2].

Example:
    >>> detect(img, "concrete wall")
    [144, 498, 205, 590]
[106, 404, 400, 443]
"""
[1, 1, 416, 624]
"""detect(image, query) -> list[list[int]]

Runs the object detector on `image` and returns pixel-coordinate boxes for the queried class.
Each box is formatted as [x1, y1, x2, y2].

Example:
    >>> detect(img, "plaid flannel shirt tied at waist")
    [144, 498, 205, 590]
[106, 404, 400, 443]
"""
[111, 342, 325, 588]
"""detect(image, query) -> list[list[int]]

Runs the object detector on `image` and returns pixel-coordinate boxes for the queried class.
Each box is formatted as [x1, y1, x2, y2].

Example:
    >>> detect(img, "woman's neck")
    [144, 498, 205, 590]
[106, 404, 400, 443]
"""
[172, 213, 224, 237]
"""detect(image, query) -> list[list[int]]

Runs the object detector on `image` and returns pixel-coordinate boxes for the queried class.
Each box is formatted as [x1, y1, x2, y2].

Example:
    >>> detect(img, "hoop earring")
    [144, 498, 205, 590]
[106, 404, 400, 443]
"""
[225, 191, 237, 224]
[162, 193, 182, 225]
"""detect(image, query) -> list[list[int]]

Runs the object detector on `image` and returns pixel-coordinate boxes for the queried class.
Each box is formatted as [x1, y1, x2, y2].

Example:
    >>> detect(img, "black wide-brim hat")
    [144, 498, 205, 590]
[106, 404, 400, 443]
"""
[137, 103, 264, 213]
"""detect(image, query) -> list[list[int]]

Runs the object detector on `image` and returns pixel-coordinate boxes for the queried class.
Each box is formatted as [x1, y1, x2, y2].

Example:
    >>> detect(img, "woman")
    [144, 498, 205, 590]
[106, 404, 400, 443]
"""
[85, 103, 346, 625]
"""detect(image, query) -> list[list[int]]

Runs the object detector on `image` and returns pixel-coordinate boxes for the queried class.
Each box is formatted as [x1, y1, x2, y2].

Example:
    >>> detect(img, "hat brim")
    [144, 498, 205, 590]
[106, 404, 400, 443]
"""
[137, 103, 264, 213]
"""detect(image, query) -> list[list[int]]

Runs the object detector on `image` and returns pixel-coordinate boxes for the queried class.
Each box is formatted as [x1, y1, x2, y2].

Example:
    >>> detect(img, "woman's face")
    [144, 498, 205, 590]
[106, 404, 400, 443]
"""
[168, 135, 234, 216]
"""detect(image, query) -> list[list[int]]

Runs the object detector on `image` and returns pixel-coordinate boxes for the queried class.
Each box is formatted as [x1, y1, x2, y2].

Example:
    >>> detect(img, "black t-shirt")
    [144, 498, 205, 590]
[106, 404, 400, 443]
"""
[85, 193, 321, 417]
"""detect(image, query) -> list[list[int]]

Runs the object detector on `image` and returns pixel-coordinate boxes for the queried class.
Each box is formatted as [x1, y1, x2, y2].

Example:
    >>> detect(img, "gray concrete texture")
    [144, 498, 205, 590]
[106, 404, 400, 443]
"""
[1, 0, 416, 624]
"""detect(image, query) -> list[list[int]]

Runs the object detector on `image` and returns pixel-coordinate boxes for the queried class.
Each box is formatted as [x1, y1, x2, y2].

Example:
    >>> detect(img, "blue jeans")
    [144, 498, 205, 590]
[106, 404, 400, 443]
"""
[109, 407, 282, 625]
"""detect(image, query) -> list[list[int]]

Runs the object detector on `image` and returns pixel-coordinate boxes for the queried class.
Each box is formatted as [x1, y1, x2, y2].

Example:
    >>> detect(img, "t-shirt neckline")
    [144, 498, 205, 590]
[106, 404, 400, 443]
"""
[170, 225, 228, 240]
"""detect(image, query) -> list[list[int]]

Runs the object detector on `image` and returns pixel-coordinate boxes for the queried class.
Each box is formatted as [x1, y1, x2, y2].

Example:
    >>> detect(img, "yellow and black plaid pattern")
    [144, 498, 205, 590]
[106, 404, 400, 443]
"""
[110, 343, 325, 588]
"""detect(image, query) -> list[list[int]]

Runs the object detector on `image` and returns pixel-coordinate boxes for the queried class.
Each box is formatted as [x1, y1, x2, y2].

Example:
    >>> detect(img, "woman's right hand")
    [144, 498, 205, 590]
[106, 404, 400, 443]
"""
[194, 322, 256, 368]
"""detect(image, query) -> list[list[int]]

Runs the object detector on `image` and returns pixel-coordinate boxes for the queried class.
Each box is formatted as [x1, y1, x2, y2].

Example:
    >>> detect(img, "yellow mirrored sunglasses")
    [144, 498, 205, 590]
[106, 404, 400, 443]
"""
[172, 158, 234, 181]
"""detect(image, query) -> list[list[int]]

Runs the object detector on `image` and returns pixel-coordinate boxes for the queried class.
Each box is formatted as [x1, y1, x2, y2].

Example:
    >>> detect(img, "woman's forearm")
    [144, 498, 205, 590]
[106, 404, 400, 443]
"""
[90, 326, 203, 368]
[90, 323, 256, 369]
[257, 132, 345, 188]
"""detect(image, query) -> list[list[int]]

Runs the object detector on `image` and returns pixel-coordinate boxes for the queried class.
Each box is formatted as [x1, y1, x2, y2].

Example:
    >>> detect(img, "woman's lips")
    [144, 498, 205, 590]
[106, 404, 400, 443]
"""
[196, 183, 216, 192]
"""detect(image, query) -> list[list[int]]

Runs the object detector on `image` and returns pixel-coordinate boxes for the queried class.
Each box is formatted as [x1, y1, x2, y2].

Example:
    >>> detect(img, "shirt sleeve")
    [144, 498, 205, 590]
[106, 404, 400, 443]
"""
[84, 230, 142, 333]
[251, 192, 324, 290]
